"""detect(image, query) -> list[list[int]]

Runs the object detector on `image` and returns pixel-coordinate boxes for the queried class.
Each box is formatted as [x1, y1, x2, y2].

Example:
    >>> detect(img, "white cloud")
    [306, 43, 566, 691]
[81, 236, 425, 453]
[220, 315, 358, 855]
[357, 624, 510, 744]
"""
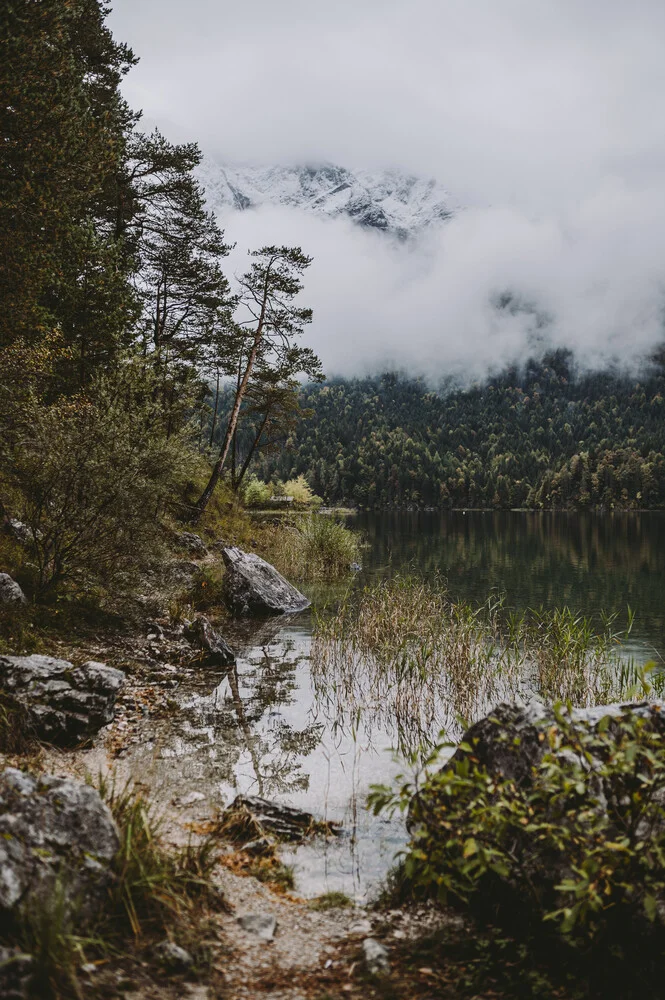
[109, 0, 665, 375]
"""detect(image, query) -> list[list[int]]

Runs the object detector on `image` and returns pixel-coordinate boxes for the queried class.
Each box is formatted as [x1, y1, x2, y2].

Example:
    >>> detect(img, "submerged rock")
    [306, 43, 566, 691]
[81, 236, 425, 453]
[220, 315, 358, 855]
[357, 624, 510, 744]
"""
[221, 546, 310, 616]
[185, 614, 235, 666]
[224, 794, 340, 842]
[0, 575, 26, 607]
[0, 655, 125, 746]
[0, 768, 119, 924]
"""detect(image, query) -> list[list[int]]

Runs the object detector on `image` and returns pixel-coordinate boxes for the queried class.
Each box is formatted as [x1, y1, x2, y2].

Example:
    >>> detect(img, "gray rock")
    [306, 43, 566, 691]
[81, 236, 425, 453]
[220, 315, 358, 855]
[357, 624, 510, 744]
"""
[0, 768, 119, 925]
[0, 655, 125, 746]
[445, 699, 665, 787]
[154, 939, 194, 971]
[185, 615, 235, 666]
[237, 912, 277, 941]
[225, 794, 341, 842]
[362, 938, 390, 975]
[0, 575, 26, 607]
[177, 532, 208, 557]
[3, 520, 36, 548]
[0, 946, 34, 999]
[169, 560, 203, 585]
[221, 547, 310, 616]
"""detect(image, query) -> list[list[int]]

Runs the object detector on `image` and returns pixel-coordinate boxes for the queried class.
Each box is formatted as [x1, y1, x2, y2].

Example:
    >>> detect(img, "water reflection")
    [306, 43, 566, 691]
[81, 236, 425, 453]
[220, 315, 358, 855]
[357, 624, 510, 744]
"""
[117, 512, 665, 900]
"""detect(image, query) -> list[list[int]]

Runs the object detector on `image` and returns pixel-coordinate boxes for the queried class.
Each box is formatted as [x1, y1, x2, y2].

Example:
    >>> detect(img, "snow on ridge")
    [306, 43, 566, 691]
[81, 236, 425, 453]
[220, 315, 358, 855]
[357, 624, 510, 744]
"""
[196, 158, 456, 239]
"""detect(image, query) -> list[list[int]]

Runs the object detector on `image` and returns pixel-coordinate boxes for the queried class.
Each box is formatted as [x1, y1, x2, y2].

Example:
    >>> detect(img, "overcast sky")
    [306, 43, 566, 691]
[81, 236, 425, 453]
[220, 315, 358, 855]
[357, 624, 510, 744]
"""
[109, 1, 665, 377]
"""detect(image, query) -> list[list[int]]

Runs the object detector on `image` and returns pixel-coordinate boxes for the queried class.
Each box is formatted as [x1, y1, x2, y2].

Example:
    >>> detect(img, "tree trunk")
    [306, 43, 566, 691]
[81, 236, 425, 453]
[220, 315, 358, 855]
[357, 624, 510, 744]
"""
[208, 370, 220, 448]
[192, 325, 264, 517]
[235, 411, 270, 490]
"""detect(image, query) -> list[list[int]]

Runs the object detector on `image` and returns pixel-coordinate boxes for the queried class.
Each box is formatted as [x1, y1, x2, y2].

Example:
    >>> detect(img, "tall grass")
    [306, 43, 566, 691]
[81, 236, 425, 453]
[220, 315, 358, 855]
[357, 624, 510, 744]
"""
[312, 576, 649, 754]
[265, 513, 360, 581]
[95, 774, 221, 939]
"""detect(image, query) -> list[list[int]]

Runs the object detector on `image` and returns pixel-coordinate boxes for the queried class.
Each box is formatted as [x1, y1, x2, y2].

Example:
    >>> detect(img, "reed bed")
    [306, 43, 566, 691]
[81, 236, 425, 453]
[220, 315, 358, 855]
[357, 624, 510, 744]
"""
[312, 576, 645, 754]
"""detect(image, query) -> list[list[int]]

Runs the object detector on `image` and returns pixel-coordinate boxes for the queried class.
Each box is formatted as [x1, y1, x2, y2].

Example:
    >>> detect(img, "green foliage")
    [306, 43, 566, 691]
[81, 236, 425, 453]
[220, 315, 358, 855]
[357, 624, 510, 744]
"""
[242, 475, 274, 508]
[1, 359, 197, 593]
[308, 891, 354, 910]
[257, 356, 665, 509]
[370, 705, 665, 989]
[283, 475, 322, 508]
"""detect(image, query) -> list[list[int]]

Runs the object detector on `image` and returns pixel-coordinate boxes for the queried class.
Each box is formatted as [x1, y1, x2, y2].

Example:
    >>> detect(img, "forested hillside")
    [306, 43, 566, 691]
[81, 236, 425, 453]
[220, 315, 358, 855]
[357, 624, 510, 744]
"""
[251, 351, 665, 509]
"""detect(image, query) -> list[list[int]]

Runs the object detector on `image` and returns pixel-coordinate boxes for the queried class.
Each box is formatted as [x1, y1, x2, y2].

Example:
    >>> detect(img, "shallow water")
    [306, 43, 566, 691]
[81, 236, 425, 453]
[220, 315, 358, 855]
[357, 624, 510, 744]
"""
[122, 511, 665, 901]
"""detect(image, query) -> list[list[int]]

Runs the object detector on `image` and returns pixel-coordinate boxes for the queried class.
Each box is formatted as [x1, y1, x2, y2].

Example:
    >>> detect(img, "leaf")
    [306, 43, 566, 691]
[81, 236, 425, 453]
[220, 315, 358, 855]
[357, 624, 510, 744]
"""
[644, 894, 658, 923]
[463, 838, 478, 858]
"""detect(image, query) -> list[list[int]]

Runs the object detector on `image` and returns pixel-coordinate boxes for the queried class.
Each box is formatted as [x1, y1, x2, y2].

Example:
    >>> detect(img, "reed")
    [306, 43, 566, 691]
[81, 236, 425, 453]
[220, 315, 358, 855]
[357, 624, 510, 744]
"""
[312, 576, 645, 754]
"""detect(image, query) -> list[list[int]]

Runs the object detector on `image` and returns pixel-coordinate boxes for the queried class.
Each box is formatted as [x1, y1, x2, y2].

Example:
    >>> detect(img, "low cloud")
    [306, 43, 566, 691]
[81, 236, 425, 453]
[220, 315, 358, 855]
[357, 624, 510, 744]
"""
[218, 178, 665, 381]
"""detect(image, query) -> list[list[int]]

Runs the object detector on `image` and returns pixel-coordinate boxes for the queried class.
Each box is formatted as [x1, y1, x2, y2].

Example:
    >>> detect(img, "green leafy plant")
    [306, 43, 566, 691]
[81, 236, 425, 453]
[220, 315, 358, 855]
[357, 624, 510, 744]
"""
[370, 701, 665, 990]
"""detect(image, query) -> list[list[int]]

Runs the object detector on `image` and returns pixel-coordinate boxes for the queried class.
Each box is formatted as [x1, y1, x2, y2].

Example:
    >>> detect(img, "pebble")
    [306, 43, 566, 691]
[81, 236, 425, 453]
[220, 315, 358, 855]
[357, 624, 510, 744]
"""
[362, 938, 390, 976]
[154, 939, 194, 970]
[237, 912, 277, 941]
[348, 918, 373, 936]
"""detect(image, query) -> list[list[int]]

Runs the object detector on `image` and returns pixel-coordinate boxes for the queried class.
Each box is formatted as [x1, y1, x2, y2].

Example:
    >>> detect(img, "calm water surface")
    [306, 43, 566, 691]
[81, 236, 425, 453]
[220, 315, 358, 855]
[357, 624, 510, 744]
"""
[121, 512, 665, 900]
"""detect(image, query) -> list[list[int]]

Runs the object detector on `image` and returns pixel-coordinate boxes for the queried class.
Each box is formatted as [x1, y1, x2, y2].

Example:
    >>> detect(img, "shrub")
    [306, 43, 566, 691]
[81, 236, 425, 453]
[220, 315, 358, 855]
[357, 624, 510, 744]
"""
[1, 360, 197, 594]
[282, 475, 322, 508]
[370, 703, 665, 993]
[242, 475, 273, 508]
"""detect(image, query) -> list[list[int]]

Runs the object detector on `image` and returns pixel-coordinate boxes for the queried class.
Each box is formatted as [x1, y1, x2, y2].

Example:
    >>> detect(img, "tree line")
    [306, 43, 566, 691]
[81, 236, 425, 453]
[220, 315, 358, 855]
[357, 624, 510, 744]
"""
[249, 350, 665, 509]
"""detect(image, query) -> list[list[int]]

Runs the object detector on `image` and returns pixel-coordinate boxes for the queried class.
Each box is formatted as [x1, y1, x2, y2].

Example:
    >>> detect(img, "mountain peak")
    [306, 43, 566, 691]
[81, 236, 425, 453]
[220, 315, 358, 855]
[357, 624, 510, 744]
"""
[197, 159, 455, 239]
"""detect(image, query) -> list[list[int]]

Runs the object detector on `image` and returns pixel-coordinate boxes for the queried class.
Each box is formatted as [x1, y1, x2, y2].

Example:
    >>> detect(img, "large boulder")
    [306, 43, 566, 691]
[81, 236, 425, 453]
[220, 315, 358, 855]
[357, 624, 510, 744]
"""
[221, 546, 310, 616]
[0, 575, 26, 607]
[185, 614, 235, 666]
[445, 699, 665, 783]
[0, 768, 119, 924]
[0, 655, 125, 746]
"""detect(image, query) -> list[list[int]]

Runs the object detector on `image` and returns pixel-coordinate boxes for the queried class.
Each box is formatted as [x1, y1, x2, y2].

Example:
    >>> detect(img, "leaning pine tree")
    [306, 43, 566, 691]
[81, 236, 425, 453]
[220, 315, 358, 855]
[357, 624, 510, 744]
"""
[193, 246, 313, 517]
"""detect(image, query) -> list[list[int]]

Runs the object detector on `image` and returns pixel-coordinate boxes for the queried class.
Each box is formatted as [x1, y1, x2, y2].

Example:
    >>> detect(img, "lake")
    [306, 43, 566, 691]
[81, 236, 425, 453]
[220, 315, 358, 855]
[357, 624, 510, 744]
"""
[115, 511, 665, 902]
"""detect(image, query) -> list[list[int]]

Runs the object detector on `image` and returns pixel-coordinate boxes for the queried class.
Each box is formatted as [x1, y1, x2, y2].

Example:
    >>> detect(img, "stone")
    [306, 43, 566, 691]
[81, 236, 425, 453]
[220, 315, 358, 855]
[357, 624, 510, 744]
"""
[169, 561, 203, 585]
[221, 546, 310, 616]
[0, 946, 34, 999]
[362, 938, 390, 976]
[185, 615, 235, 666]
[0, 768, 119, 925]
[0, 655, 125, 746]
[237, 912, 277, 941]
[177, 532, 208, 557]
[225, 794, 341, 842]
[445, 699, 665, 787]
[0, 575, 26, 607]
[154, 940, 194, 971]
[2, 520, 36, 547]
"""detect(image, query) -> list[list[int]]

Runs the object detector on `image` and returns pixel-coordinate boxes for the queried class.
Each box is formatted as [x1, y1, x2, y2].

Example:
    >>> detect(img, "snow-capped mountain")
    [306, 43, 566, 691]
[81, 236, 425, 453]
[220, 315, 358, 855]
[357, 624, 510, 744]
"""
[197, 160, 455, 240]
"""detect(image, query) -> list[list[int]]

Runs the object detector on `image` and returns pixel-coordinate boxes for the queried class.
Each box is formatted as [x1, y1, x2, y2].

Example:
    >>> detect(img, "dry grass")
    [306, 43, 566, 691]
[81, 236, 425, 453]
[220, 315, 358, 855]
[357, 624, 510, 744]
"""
[312, 576, 641, 753]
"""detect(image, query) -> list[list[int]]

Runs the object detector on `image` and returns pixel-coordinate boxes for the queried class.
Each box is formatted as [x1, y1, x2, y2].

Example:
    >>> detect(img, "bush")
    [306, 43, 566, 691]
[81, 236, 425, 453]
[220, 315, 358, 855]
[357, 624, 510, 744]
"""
[1, 359, 197, 594]
[241, 475, 273, 508]
[282, 475, 322, 508]
[370, 703, 665, 994]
